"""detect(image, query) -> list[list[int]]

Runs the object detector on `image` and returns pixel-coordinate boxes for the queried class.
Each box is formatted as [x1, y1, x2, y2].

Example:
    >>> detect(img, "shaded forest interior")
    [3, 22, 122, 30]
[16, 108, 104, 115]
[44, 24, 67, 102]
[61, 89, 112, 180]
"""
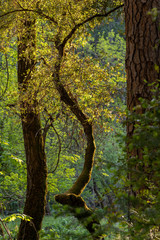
[0, 1, 160, 240]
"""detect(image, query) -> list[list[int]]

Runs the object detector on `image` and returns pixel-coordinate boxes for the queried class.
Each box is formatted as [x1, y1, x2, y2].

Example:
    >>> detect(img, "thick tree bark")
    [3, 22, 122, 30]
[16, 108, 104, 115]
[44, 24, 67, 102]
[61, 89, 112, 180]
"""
[125, 0, 160, 121]
[124, 0, 160, 218]
[17, 18, 47, 240]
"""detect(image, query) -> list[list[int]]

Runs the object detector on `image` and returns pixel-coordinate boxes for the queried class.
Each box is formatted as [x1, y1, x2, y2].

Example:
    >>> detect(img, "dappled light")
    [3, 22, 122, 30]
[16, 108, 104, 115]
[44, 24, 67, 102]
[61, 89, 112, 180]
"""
[0, 0, 159, 239]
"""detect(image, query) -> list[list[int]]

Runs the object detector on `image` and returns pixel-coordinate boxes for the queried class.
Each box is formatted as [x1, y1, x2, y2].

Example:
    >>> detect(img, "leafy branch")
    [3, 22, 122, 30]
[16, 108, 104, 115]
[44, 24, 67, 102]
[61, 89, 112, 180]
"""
[60, 4, 124, 51]
[0, 214, 34, 240]
[0, 4, 124, 44]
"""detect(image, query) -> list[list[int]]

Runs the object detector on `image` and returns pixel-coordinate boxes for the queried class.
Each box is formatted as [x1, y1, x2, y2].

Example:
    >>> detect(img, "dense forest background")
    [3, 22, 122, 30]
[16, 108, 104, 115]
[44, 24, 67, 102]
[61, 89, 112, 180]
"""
[0, 1, 160, 239]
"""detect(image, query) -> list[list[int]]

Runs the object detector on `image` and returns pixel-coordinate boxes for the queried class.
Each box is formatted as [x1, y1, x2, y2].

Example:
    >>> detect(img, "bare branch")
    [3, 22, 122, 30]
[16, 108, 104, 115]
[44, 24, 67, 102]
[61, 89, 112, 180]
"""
[50, 122, 62, 174]
[0, 8, 58, 25]
[15, 1, 23, 9]
[44, 109, 61, 174]
[0, 218, 12, 240]
[42, 116, 51, 144]
[0, 53, 9, 101]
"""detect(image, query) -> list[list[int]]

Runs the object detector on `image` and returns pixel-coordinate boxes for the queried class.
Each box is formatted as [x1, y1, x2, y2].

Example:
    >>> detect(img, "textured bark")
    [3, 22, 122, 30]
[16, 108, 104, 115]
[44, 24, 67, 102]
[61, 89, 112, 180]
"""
[17, 18, 47, 240]
[125, 0, 160, 217]
[125, 0, 160, 123]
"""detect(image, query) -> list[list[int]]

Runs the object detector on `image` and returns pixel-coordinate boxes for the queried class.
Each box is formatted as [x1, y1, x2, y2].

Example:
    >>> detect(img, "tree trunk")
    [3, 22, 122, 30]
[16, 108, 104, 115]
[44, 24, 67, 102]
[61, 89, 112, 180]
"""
[125, 0, 160, 120]
[124, 0, 160, 218]
[17, 17, 47, 240]
[52, 34, 105, 238]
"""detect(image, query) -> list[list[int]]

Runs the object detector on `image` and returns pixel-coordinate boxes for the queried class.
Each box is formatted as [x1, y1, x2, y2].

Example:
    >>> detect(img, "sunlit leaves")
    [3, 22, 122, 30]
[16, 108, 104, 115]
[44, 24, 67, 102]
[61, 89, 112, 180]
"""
[11, 155, 23, 164]
[0, 3, 126, 235]
[2, 213, 32, 223]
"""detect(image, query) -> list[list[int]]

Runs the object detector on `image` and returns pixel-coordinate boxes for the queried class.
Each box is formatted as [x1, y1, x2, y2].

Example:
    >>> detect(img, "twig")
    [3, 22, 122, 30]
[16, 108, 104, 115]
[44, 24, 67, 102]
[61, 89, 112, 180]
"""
[44, 109, 61, 174]
[0, 218, 12, 240]
[15, 1, 23, 9]
[0, 8, 58, 25]
[50, 122, 61, 174]
[0, 53, 9, 101]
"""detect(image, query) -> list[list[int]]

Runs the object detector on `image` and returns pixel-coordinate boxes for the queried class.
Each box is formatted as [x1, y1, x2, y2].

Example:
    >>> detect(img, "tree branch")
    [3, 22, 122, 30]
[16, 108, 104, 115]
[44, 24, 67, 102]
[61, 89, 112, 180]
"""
[0, 8, 58, 25]
[0, 218, 12, 240]
[0, 4, 124, 51]
[0, 53, 9, 101]
[59, 4, 124, 51]
[53, 46, 96, 196]
[50, 122, 61, 174]
[43, 109, 61, 174]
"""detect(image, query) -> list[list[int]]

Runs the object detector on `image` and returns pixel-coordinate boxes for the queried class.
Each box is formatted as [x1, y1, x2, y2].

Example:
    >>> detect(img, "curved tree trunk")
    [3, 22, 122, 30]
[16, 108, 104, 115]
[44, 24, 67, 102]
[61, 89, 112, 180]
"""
[17, 17, 47, 240]
[52, 37, 104, 239]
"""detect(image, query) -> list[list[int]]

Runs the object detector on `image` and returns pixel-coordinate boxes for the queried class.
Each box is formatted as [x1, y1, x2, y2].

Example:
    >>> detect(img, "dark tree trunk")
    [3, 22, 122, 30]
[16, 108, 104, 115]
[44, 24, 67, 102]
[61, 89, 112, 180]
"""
[17, 18, 47, 240]
[125, 0, 160, 113]
[124, 0, 160, 217]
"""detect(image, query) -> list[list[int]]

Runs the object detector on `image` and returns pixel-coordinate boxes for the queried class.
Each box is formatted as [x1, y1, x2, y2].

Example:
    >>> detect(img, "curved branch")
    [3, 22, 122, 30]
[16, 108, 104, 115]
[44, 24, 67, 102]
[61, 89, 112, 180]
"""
[53, 46, 97, 238]
[53, 5, 124, 190]
[43, 109, 61, 174]
[53, 60, 96, 195]
[53, 25, 103, 237]
[42, 116, 51, 146]
[52, 3, 125, 203]
[59, 4, 124, 50]
[0, 8, 58, 25]
[0, 4, 124, 50]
